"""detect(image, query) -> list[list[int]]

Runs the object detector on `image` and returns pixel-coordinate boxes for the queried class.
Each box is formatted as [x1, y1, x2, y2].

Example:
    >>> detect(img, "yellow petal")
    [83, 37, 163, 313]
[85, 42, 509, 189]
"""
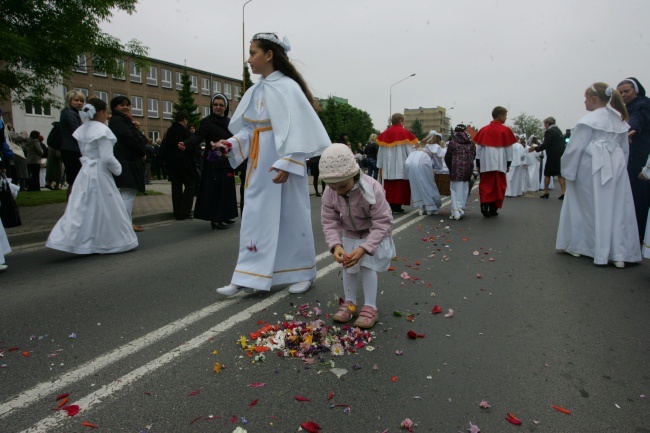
[213, 362, 221, 373]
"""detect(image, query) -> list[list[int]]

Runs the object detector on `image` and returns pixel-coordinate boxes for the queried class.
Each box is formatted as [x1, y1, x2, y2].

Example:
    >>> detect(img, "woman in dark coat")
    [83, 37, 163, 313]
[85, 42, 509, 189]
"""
[617, 77, 650, 240]
[530, 116, 566, 199]
[183, 93, 238, 230]
[108, 96, 146, 232]
[59, 90, 85, 197]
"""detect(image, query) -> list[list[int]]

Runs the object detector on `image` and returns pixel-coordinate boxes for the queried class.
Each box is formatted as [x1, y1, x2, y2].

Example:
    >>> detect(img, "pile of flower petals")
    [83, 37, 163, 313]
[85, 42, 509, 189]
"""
[238, 319, 374, 359]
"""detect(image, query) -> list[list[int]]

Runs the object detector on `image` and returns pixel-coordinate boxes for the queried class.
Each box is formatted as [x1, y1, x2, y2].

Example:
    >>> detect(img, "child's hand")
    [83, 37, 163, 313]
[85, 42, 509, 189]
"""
[343, 247, 366, 268]
[332, 245, 346, 264]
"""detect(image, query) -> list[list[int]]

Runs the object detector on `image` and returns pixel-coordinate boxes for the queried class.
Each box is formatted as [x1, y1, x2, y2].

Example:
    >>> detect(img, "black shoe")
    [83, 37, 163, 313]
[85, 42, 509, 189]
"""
[558, 194, 564, 200]
[540, 193, 549, 199]
[211, 221, 228, 230]
[224, 219, 236, 224]
[315, 193, 321, 197]
[480, 204, 491, 218]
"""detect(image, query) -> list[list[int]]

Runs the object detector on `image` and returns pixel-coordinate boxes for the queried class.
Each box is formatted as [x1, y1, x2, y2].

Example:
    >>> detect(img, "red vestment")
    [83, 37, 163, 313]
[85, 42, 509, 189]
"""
[475, 120, 517, 207]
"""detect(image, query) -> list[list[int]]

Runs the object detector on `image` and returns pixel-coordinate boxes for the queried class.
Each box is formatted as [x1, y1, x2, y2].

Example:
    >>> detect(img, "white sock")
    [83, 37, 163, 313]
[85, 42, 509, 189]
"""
[361, 267, 378, 309]
[342, 269, 358, 303]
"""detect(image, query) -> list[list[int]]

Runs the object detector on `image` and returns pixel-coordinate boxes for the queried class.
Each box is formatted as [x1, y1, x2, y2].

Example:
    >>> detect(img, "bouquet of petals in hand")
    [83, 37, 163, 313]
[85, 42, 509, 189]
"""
[206, 141, 232, 163]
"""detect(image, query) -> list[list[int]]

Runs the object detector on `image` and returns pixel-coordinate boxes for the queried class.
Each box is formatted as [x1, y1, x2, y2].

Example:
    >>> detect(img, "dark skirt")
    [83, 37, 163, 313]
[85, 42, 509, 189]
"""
[193, 163, 238, 222]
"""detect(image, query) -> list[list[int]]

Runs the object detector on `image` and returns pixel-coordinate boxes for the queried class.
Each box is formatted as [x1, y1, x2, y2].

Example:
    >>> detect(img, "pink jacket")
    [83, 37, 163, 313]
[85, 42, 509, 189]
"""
[321, 174, 393, 255]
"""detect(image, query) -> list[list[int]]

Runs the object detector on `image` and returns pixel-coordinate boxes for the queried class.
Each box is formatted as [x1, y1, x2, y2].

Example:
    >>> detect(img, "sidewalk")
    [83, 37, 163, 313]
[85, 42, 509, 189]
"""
[6, 177, 321, 247]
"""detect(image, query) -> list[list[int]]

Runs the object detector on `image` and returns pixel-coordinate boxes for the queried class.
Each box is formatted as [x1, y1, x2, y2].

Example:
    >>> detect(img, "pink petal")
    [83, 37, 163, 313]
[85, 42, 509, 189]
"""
[444, 309, 455, 318]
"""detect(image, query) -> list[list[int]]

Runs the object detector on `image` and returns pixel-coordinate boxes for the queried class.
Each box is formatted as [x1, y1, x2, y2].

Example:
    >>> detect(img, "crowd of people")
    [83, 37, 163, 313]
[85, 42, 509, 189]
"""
[1, 33, 649, 325]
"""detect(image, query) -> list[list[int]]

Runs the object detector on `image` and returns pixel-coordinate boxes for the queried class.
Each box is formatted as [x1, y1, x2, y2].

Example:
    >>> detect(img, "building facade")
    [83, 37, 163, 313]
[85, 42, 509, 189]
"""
[403, 106, 451, 139]
[2, 54, 243, 142]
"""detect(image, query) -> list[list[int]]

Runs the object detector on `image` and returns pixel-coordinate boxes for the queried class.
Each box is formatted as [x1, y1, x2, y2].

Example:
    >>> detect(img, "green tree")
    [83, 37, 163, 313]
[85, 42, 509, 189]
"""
[242, 64, 254, 96]
[317, 97, 375, 152]
[0, 0, 148, 107]
[173, 69, 200, 128]
[511, 113, 544, 139]
[410, 118, 425, 140]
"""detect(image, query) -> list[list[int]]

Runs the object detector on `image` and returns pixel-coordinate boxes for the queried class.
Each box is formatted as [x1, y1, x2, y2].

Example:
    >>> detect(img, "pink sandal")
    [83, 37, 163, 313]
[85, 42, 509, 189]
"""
[332, 301, 357, 323]
[353, 306, 378, 329]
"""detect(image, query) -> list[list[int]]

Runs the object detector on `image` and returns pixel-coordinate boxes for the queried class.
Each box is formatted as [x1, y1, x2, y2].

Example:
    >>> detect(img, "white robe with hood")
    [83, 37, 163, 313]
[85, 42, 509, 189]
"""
[404, 149, 441, 213]
[505, 142, 527, 197]
[556, 107, 641, 265]
[226, 71, 331, 290]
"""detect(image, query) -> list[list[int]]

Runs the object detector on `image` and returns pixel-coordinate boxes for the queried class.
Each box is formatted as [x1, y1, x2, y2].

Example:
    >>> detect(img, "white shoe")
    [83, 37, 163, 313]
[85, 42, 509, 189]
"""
[566, 251, 580, 257]
[614, 261, 625, 269]
[418, 209, 425, 216]
[216, 284, 242, 296]
[0, 264, 7, 272]
[287, 280, 312, 294]
[449, 214, 459, 220]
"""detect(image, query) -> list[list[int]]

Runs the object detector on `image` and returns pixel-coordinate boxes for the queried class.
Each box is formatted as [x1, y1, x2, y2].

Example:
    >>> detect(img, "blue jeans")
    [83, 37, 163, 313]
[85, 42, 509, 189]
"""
[366, 158, 378, 179]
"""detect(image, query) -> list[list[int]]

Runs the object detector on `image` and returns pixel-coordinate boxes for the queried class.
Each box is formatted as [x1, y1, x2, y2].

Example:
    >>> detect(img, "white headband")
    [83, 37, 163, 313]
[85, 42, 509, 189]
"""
[590, 85, 614, 98]
[252, 33, 291, 53]
[624, 78, 639, 94]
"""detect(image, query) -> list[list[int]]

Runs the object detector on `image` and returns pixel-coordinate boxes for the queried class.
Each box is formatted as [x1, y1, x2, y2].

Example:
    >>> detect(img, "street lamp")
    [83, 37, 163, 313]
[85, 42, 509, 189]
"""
[389, 73, 415, 121]
[242, 0, 254, 92]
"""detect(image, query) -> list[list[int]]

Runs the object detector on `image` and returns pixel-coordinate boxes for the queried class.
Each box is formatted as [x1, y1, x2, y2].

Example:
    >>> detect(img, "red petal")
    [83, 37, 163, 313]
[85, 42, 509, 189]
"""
[300, 421, 322, 432]
[407, 330, 417, 339]
[247, 382, 266, 387]
[551, 405, 571, 414]
[62, 405, 80, 417]
[417, 333, 426, 338]
[249, 398, 259, 408]
[327, 391, 334, 400]
[81, 421, 99, 428]
[505, 413, 522, 425]
[189, 416, 202, 425]
[187, 389, 201, 396]
[295, 395, 311, 402]
[8, 347, 19, 352]
[56, 393, 69, 401]
[57, 397, 69, 408]
[22, 351, 30, 357]
[431, 305, 443, 314]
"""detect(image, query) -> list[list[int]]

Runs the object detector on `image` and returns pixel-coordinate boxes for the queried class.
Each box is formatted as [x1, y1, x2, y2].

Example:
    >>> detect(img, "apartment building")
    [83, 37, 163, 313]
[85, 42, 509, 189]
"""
[1, 54, 243, 141]
[403, 106, 451, 139]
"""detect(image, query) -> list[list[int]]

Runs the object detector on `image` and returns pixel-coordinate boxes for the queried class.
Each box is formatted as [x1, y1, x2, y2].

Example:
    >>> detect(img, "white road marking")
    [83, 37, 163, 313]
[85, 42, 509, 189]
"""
[14, 196, 452, 431]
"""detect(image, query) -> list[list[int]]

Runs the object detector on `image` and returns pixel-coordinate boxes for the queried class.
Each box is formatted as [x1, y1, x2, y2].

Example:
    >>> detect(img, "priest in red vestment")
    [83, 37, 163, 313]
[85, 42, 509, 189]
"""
[376, 113, 418, 212]
[474, 106, 517, 217]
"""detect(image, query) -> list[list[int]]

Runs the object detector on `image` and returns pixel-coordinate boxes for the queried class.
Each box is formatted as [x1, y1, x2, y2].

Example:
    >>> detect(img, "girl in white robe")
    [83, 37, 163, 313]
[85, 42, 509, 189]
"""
[505, 138, 527, 197]
[525, 136, 541, 193]
[0, 218, 10, 271]
[215, 33, 330, 295]
[46, 99, 138, 254]
[556, 83, 641, 267]
[405, 143, 441, 215]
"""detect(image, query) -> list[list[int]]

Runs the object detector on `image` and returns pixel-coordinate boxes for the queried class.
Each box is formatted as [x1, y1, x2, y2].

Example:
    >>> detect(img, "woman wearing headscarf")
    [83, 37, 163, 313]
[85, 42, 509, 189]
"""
[617, 77, 650, 240]
[183, 93, 238, 229]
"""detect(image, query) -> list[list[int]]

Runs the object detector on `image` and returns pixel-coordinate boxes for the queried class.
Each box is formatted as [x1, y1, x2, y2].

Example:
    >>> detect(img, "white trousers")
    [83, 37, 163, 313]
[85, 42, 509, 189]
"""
[450, 181, 469, 217]
[120, 188, 137, 221]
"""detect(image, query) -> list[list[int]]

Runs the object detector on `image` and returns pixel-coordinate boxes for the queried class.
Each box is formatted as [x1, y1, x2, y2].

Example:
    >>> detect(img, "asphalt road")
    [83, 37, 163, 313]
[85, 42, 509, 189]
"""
[1, 190, 648, 433]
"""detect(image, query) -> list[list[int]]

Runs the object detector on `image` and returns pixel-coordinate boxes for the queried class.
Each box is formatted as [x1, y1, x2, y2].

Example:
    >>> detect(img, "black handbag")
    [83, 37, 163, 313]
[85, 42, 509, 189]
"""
[0, 175, 21, 228]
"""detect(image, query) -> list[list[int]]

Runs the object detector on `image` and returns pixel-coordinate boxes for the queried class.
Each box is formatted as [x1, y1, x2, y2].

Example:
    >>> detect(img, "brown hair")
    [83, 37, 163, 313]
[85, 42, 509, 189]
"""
[586, 82, 629, 122]
[252, 34, 317, 110]
[391, 113, 405, 125]
[492, 106, 507, 120]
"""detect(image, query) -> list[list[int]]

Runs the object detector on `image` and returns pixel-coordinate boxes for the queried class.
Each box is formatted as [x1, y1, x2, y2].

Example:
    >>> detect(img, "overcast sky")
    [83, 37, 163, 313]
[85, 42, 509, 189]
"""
[101, 0, 650, 136]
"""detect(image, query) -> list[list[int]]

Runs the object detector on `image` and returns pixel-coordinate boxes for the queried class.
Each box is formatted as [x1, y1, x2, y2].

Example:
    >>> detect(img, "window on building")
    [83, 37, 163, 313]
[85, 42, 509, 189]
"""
[112, 59, 125, 80]
[73, 54, 87, 73]
[162, 69, 172, 88]
[193, 107, 200, 115]
[93, 64, 107, 77]
[149, 131, 160, 141]
[74, 87, 89, 100]
[130, 62, 142, 83]
[24, 98, 52, 116]
[235, 86, 242, 101]
[202, 106, 211, 117]
[62, 86, 68, 98]
[147, 98, 159, 118]
[223, 83, 232, 98]
[131, 96, 144, 117]
[213, 81, 221, 94]
[201, 78, 210, 95]
[163, 100, 173, 120]
[95, 91, 108, 103]
[146, 66, 158, 86]
[176, 72, 183, 90]
[190, 75, 198, 93]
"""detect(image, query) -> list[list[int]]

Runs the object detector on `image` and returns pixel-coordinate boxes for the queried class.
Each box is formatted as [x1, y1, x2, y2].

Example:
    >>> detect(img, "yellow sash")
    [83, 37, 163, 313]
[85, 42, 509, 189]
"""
[245, 126, 273, 188]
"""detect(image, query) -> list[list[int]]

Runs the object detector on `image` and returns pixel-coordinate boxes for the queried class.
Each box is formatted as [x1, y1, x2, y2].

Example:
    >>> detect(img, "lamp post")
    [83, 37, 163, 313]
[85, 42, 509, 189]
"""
[389, 73, 415, 122]
[242, 0, 253, 92]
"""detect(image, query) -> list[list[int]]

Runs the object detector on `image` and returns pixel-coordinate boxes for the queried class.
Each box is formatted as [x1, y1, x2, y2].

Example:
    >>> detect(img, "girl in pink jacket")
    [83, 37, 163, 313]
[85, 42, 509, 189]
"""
[319, 143, 396, 328]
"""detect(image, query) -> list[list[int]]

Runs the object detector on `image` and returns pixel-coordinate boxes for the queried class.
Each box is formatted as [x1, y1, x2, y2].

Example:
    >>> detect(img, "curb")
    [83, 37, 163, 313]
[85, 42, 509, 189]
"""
[6, 212, 175, 248]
